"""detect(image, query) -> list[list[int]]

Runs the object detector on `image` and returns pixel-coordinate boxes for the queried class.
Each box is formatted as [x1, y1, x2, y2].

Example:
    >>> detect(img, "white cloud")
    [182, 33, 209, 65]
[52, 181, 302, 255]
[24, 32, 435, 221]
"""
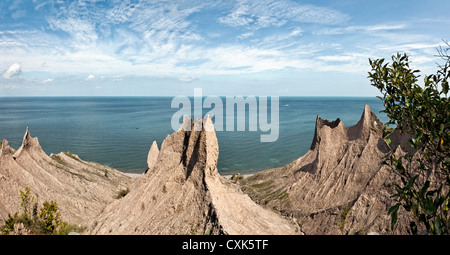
[256, 28, 303, 49]
[317, 55, 355, 62]
[112, 76, 124, 82]
[85, 74, 95, 81]
[395, 43, 440, 51]
[2, 63, 22, 79]
[178, 76, 198, 83]
[314, 23, 407, 35]
[364, 24, 407, 31]
[0, 0, 444, 91]
[218, 2, 255, 27]
[42, 78, 54, 84]
[0, 1, 349, 78]
[48, 17, 98, 49]
[218, 0, 349, 30]
[193, 45, 316, 74]
[3, 85, 18, 90]
[237, 32, 254, 40]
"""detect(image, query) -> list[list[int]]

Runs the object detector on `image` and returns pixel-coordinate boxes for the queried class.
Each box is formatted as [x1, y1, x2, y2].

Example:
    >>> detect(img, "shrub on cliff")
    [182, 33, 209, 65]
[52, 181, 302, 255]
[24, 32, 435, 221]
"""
[368, 41, 449, 234]
[1, 187, 71, 235]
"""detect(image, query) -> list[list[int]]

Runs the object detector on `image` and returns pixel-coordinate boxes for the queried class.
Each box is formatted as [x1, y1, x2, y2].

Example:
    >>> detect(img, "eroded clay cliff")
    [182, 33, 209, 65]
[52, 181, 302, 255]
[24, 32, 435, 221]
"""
[89, 116, 299, 234]
[0, 128, 132, 225]
[240, 105, 412, 234]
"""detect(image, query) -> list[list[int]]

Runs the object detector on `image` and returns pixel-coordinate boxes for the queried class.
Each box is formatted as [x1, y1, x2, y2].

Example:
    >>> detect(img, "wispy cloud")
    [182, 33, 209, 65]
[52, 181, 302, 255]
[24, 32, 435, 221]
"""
[178, 76, 198, 83]
[314, 23, 408, 35]
[48, 16, 98, 49]
[0, 0, 448, 96]
[237, 31, 254, 40]
[218, 0, 349, 30]
[0, 0, 399, 79]
[2, 63, 22, 79]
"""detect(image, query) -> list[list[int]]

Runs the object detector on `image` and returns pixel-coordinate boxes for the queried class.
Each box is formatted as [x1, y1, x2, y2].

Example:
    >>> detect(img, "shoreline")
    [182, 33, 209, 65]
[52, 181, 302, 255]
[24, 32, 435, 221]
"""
[222, 173, 254, 180]
[124, 172, 255, 180]
[124, 173, 142, 179]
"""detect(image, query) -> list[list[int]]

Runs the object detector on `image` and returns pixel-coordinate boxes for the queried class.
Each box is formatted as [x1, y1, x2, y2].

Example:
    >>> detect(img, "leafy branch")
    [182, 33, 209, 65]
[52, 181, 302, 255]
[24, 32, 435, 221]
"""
[368, 41, 449, 235]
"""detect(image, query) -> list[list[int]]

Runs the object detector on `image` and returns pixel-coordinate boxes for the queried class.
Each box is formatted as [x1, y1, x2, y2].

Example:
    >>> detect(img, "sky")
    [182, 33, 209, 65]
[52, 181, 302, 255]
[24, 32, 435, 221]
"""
[0, 0, 449, 97]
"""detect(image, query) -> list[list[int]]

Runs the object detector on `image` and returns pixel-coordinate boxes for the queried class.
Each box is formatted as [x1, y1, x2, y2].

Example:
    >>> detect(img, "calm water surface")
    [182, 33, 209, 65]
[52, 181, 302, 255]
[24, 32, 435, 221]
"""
[0, 97, 387, 174]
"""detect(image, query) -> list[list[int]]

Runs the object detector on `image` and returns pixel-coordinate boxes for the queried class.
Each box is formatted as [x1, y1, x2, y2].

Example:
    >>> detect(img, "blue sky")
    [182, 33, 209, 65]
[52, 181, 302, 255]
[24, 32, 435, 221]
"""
[0, 0, 449, 96]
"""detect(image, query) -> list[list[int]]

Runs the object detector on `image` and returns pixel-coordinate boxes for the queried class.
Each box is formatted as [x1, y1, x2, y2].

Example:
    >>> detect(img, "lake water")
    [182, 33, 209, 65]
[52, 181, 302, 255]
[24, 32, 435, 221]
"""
[0, 97, 387, 175]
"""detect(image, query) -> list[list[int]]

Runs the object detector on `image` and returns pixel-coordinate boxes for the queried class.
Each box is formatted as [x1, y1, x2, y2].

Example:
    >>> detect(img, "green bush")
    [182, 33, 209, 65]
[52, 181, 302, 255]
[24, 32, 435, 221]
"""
[39, 200, 62, 234]
[1, 213, 18, 235]
[1, 187, 80, 235]
[368, 41, 449, 234]
[19, 187, 32, 223]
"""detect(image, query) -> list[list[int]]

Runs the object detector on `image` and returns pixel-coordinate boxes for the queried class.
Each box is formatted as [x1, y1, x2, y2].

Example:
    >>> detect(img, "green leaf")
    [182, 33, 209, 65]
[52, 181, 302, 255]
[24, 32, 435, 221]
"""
[419, 181, 430, 199]
[409, 138, 417, 150]
[442, 80, 449, 94]
[423, 198, 436, 214]
[415, 130, 422, 142]
[406, 175, 418, 190]
[391, 210, 398, 231]
[433, 185, 444, 206]
[388, 204, 399, 215]
[384, 137, 392, 146]
[445, 158, 450, 165]
[409, 221, 418, 235]
[388, 204, 400, 231]
[412, 204, 419, 217]
[435, 217, 442, 235]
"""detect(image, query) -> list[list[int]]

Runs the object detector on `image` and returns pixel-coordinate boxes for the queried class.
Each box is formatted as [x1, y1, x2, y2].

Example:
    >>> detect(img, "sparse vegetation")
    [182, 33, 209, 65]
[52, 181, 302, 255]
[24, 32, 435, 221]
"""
[56, 222, 85, 235]
[339, 205, 351, 232]
[249, 180, 274, 189]
[206, 222, 215, 235]
[50, 154, 66, 166]
[354, 227, 369, 235]
[64, 151, 81, 162]
[116, 188, 130, 199]
[231, 173, 244, 183]
[240, 176, 291, 209]
[1, 187, 81, 235]
[190, 224, 198, 235]
[279, 192, 289, 200]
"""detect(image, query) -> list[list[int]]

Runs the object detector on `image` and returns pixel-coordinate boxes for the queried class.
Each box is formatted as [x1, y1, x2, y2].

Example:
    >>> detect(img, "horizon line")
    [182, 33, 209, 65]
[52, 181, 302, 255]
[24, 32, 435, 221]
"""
[0, 95, 379, 98]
